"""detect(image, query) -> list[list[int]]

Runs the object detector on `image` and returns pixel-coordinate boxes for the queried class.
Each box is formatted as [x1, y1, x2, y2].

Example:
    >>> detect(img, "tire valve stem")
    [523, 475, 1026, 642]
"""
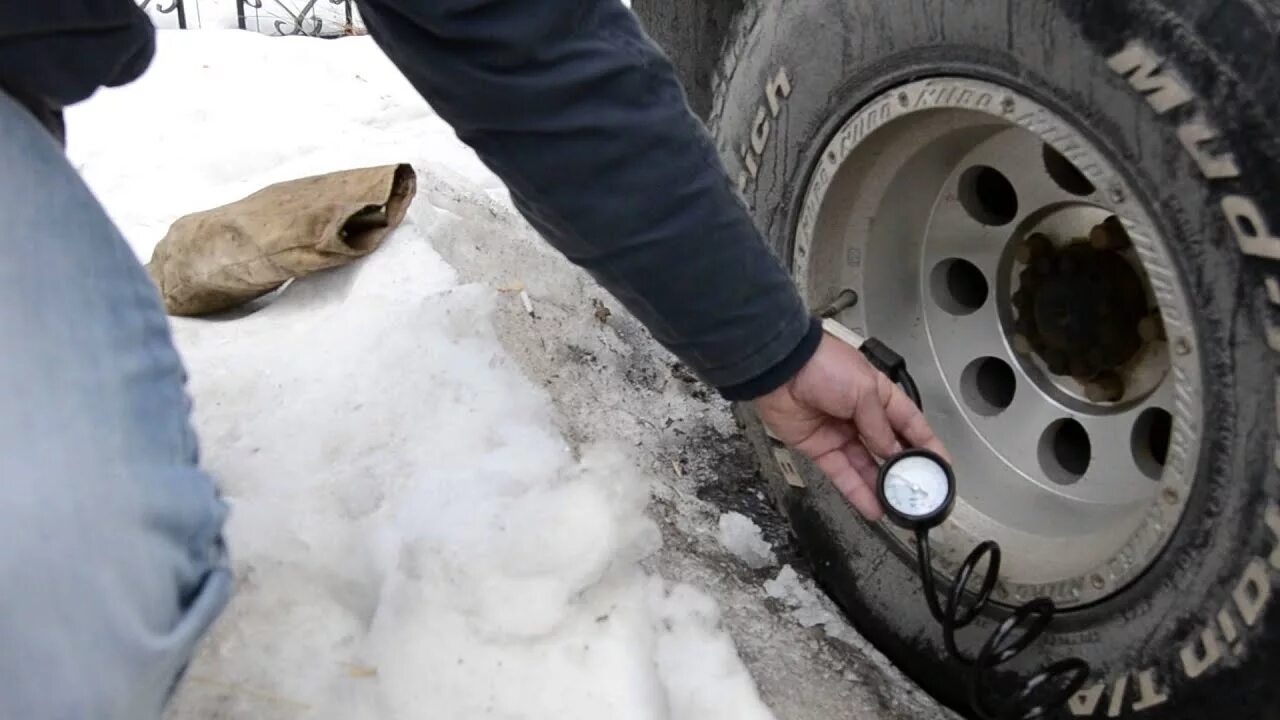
[818, 289, 859, 318]
[1084, 371, 1125, 403]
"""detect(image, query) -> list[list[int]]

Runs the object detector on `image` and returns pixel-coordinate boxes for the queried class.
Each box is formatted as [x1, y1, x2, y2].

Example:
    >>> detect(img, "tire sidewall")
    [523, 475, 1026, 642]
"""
[714, 1, 1280, 717]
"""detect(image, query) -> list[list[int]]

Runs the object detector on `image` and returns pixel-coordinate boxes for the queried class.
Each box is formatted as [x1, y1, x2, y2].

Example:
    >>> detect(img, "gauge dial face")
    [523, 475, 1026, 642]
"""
[882, 455, 952, 518]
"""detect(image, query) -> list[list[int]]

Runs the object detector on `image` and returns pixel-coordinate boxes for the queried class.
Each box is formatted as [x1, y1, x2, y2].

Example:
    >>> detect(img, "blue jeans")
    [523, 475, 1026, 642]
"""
[0, 90, 231, 718]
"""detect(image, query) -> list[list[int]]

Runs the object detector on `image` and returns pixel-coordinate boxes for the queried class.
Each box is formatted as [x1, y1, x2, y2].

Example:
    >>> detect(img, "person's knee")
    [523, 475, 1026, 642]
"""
[0, 81, 231, 719]
[0, 441, 232, 719]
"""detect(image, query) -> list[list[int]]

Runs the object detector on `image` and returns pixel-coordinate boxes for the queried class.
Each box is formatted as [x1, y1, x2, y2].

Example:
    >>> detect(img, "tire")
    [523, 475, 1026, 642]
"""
[630, 0, 745, 120]
[710, 2, 1280, 718]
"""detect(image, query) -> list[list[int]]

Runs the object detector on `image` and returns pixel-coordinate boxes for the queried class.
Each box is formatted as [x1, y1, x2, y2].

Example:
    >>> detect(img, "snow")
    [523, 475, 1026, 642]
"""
[716, 512, 777, 570]
[764, 567, 861, 647]
[68, 29, 773, 720]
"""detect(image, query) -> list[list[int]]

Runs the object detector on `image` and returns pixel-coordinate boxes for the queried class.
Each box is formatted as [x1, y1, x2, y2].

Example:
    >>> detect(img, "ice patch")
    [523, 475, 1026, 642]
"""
[765, 566, 860, 646]
[717, 512, 777, 570]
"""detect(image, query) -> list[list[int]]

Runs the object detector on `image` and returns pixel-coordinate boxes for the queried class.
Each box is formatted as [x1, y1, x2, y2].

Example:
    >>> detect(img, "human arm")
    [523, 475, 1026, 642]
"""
[355, 0, 816, 397]
[354, 0, 945, 516]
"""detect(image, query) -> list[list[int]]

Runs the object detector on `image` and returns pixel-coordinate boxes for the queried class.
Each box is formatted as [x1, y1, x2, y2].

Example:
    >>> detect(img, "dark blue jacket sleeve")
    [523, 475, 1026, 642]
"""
[0, 0, 155, 145]
[356, 0, 820, 400]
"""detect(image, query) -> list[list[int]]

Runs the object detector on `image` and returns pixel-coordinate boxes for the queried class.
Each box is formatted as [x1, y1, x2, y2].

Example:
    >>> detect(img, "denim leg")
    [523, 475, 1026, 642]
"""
[0, 91, 231, 719]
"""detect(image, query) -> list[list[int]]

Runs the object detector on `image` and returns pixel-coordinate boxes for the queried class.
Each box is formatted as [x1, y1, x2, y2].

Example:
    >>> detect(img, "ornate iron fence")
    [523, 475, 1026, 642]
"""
[237, 0, 355, 36]
[138, 0, 187, 29]
[136, 0, 359, 37]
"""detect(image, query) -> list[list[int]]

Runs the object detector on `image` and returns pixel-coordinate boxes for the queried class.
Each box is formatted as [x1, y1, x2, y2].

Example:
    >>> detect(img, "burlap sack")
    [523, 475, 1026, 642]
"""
[146, 163, 417, 316]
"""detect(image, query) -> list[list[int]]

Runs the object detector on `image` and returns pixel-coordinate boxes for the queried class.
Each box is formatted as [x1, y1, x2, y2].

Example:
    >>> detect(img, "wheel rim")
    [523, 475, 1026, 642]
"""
[794, 77, 1204, 608]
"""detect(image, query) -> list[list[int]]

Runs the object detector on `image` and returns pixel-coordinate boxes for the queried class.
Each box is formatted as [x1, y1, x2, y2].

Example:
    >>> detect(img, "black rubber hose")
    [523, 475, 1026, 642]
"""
[913, 516, 1091, 719]
[874, 346, 1090, 719]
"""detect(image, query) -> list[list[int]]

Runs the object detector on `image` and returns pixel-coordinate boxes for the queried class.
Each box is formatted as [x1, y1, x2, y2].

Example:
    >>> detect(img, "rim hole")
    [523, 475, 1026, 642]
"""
[961, 357, 1016, 416]
[958, 165, 1018, 226]
[1039, 419, 1091, 485]
[1132, 408, 1173, 479]
[930, 258, 989, 315]
[1042, 143, 1096, 196]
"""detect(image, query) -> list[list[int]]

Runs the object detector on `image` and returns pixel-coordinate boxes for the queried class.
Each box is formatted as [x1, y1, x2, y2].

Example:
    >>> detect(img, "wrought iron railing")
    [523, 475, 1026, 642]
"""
[136, 0, 360, 37]
[138, 0, 187, 29]
[236, 0, 356, 37]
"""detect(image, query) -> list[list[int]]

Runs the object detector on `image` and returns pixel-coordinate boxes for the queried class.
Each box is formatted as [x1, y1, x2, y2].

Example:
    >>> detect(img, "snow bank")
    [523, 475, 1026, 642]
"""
[68, 29, 772, 719]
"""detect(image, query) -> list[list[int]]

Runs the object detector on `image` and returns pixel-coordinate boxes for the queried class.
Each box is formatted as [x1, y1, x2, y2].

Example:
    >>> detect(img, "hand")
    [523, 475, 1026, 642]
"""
[752, 333, 948, 521]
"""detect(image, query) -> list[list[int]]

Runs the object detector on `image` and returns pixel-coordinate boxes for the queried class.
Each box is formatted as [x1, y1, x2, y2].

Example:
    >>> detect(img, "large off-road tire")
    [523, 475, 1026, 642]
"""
[697, 1, 1280, 718]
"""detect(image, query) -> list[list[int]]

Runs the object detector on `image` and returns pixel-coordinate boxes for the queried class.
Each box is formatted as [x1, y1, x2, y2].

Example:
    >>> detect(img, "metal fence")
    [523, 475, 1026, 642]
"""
[138, 0, 188, 28]
[137, 0, 360, 37]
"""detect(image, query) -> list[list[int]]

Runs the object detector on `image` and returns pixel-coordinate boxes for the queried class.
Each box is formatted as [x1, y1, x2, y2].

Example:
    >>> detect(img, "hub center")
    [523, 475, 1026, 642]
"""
[1009, 214, 1165, 405]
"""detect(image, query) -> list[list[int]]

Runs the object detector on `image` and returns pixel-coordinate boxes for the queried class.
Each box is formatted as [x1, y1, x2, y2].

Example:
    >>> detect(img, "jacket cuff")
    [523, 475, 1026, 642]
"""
[717, 316, 822, 401]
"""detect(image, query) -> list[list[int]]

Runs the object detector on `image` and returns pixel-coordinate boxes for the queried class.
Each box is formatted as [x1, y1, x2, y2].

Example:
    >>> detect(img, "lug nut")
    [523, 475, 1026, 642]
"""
[1045, 349, 1069, 375]
[1018, 233, 1054, 264]
[1084, 372, 1125, 402]
[1070, 356, 1093, 378]
[1014, 314, 1034, 338]
[1138, 313, 1166, 342]
[1088, 224, 1110, 250]
[1090, 216, 1131, 250]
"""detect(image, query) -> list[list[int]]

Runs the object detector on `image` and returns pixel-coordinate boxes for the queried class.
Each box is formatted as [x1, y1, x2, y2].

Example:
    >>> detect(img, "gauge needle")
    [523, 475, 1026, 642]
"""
[891, 473, 924, 495]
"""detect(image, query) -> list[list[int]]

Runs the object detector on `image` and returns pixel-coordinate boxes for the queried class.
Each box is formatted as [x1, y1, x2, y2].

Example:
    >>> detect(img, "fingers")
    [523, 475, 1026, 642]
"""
[812, 446, 883, 522]
[880, 377, 951, 461]
[852, 372, 905, 459]
[842, 442, 879, 485]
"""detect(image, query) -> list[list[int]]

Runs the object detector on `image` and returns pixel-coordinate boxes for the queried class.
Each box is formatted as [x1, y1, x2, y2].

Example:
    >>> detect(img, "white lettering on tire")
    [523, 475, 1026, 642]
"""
[1178, 627, 1222, 679]
[1068, 37, 1280, 715]
[1069, 509, 1277, 717]
[1222, 195, 1280, 263]
[1176, 115, 1240, 179]
[736, 68, 792, 195]
[1130, 669, 1169, 712]
[1106, 41, 1193, 113]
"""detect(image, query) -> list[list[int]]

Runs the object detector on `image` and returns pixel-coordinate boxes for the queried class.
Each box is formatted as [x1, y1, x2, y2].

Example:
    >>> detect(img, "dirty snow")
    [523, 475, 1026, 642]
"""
[68, 24, 955, 720]
[717, 512, 777, 570]
[764, 567, 861, 647]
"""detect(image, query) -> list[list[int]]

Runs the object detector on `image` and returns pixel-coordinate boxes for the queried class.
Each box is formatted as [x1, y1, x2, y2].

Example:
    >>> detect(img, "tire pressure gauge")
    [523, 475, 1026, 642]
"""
[844, 328, 1089, 717]
[877, 449, 956, 531]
